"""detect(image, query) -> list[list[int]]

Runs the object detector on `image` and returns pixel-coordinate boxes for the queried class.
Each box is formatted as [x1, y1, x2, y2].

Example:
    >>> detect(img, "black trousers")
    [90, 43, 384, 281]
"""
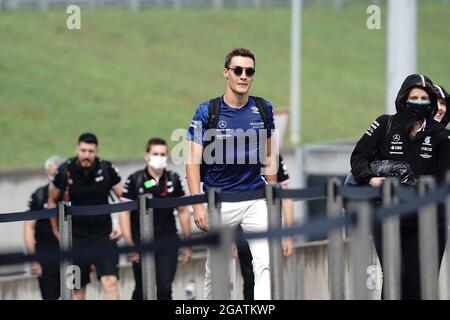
[36, 245, 60, 300]
[236, 226, 255, 300]
[372, 214, 447, 300]
[131, 234, 179, 300]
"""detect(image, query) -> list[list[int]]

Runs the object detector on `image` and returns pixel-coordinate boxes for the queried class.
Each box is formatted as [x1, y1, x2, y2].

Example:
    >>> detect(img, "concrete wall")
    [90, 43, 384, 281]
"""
[1, 240, 448, 300]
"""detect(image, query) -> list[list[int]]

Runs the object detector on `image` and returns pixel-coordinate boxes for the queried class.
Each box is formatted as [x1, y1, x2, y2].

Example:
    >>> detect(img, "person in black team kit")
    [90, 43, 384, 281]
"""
[350, 74, 450, 299]
[233, 154, 294, 300]
[119, 138, 192, 300]
[48, 133, 123, 300]
[24, 155, 65, 300]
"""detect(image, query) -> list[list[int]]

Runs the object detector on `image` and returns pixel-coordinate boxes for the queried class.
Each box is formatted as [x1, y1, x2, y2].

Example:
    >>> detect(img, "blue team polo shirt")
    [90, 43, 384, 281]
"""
[186, 96, 275, 192]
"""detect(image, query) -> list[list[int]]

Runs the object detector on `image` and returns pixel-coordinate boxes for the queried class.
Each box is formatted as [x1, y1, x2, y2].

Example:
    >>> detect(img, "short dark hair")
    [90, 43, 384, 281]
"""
[146, 138, 167, 153]
[224, 48, 255, 69]
[78, 133, 98, 145]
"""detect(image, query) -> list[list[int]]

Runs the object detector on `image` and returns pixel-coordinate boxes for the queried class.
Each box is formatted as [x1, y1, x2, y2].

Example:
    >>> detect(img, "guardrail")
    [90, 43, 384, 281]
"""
[0, 175, 449, 300]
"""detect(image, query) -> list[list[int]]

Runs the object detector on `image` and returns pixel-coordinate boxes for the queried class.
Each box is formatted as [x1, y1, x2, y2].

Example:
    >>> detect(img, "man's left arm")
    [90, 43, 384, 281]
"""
[280, 183, 294, 257]
[177, 205, 192, 265]
[264, 137, 278, 183]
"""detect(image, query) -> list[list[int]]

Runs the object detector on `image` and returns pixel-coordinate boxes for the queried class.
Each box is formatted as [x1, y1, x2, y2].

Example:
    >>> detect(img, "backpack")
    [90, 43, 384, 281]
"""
[200, 96, 270, 182]
[345, 115, 394, 186]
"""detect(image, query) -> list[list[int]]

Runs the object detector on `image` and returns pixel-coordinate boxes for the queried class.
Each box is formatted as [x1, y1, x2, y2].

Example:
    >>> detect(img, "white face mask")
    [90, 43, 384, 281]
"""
[148, 155, 167, 172]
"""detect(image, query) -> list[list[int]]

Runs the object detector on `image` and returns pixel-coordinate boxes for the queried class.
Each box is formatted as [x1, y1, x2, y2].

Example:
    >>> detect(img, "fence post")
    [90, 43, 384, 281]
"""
[266, 183, 284, 300]
[285, 248, 296, 299]
[327, 177, 345, 300]
[418, 176, 439, 300]
[348, 200, 372, 300]
[58, 201, 73, 300]
[381, 178, 401, 300]
[208, 188, 230, 300]
[295, 248, 305, 299]
[139, 193, 157, 300]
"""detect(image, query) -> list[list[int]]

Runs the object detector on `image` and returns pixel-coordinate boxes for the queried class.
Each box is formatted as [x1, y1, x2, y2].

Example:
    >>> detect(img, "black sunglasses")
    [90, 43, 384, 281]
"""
[227, 66, 255, 77]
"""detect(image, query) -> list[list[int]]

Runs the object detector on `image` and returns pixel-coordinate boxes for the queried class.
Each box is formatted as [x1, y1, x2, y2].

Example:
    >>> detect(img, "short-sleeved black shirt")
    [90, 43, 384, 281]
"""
[52, 157, 121, 242]
[28, 184, 59, 248]
[121, 168, 185, 243]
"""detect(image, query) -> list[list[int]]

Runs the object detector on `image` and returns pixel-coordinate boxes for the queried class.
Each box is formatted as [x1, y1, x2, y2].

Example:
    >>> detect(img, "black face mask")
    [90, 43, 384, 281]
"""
[398, 100, 432, 133]
[405, 100, 432, 118]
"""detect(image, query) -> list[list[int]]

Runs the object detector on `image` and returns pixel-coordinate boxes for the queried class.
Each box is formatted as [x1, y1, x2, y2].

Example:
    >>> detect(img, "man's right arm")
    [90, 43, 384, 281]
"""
[186, 140, 208, 231]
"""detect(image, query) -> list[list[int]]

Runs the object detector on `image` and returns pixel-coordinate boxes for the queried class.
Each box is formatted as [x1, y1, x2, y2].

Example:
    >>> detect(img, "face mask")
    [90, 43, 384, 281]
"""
[405, 100, 432, 118]
[148, 155, 167, 172]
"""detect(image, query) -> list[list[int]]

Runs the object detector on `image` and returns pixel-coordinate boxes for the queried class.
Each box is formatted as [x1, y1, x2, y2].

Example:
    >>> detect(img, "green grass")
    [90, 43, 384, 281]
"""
[0, 2, 449, 171]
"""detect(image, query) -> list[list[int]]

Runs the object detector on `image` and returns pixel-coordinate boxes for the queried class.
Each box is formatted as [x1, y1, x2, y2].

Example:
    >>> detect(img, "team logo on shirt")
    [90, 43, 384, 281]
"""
[420, 136, 432, 157]
[251, 106, 260, 114]
[390, 133, 403, 155]
[218, 120, 227, 129]
[250, 121, 265, 129]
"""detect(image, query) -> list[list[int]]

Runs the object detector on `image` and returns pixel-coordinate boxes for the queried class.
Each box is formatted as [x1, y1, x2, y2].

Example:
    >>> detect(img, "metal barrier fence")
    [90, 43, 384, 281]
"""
[0, 175, 449, 300]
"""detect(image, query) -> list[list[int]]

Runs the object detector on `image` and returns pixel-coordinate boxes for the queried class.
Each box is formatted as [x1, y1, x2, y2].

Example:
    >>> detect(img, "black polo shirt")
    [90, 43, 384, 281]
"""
[52, 157, 121, 242]
[121, 168, 185, 243]
[28, 184, 59, 248]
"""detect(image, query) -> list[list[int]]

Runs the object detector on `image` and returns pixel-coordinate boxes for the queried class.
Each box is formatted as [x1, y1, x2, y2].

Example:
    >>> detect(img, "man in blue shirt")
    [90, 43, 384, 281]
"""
[186, 47, 281, 300]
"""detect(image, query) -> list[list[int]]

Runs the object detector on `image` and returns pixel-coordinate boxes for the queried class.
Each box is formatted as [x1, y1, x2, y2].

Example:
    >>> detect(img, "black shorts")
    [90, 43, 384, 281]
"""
[73, 239, 119, 287]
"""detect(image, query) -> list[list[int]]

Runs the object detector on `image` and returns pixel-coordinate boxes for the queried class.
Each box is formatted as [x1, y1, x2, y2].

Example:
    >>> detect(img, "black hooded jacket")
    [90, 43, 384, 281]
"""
[434, 84, 450, 127]
[351, 74, 450, 185]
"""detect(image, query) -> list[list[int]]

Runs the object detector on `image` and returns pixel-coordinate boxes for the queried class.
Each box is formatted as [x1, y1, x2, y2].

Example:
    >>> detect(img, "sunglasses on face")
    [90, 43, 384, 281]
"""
[227, 66, 255, 77]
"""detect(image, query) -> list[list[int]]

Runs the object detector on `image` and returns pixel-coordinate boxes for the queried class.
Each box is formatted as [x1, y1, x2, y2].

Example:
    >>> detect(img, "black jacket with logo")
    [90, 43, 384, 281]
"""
[351, 114, 450, 184]
[351, 74, 450, 185]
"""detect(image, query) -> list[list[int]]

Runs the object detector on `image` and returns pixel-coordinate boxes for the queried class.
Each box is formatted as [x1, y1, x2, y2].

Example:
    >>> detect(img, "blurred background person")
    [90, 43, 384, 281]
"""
[48, 133, 123, 300]
[119, 138, 191, 300]
[24, 155, 65, 300]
